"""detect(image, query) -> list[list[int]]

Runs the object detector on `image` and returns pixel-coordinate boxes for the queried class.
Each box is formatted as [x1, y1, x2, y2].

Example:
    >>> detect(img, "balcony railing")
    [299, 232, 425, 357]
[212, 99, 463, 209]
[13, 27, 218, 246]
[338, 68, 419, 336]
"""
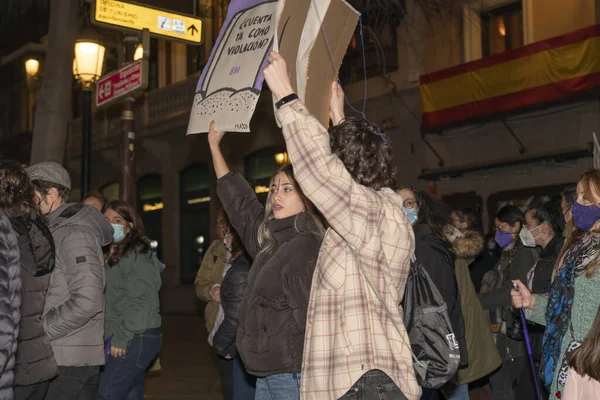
[67, 73, 200, 157]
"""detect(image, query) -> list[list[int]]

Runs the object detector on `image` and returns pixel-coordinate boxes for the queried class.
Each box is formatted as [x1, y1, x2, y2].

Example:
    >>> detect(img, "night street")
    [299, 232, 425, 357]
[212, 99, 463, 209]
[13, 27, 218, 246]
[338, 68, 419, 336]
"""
[143, 311, 224, 400]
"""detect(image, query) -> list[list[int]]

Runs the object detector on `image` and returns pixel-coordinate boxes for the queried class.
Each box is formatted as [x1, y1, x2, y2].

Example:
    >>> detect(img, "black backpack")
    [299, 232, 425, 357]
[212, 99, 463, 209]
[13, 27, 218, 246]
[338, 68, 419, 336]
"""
[401, 258, 460, 388]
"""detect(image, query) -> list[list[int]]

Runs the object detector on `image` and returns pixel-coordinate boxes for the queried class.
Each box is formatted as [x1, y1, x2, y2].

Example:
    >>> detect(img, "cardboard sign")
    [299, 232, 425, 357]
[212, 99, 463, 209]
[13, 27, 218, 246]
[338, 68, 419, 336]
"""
[186, 0, 277, 134]
[275, 0, 359, 127]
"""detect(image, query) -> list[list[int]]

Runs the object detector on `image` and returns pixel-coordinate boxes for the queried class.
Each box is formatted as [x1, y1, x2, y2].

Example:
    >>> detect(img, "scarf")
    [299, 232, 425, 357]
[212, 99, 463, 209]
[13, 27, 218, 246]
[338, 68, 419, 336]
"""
[541, 232, 600, 389]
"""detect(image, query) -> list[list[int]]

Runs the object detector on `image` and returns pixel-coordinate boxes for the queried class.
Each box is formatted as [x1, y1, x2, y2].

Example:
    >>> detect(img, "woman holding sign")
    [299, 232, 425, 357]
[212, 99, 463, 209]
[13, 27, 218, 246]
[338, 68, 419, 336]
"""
[208, 121, 326, 399]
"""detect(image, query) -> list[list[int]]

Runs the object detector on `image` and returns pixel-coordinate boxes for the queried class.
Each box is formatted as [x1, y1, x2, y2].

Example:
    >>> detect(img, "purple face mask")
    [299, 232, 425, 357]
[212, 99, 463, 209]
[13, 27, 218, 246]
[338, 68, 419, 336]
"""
[572, 201, 600, 232]
[495, 230, 514, 248]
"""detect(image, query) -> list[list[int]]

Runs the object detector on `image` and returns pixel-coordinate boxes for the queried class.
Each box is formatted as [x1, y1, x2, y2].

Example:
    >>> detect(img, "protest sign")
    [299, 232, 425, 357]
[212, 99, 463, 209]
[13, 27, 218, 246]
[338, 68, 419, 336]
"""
[275, 0, 359, 127]
[187, 0, 277, 134]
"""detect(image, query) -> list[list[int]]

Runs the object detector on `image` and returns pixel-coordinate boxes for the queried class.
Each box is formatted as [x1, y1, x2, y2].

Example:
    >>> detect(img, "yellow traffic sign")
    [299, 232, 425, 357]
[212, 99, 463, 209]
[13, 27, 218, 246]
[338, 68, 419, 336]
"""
[93, 0, 203, 45]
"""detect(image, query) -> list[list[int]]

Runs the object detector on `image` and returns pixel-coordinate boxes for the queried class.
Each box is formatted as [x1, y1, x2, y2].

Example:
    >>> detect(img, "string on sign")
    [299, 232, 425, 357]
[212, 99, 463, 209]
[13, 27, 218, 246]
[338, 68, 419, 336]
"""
[311, 1, 388, 144]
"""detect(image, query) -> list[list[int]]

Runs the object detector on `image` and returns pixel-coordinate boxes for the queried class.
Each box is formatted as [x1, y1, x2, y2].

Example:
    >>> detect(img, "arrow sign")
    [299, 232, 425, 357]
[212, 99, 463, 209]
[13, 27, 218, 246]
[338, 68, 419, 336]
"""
[93, 0, 203, 45]
[188, 24, 198, 36]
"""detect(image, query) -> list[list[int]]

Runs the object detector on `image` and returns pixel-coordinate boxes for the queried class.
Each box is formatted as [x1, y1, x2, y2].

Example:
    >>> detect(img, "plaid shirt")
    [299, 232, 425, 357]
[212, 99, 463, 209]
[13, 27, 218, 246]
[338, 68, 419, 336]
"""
[277, 100, 420, 400]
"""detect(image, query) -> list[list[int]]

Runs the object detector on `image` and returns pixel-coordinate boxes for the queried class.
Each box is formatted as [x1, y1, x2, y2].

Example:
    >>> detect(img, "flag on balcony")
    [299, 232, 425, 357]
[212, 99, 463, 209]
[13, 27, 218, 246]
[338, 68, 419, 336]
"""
[187, 0, 277, 134]
[274, 0, 358, 127]
[420, 25, 600, 130]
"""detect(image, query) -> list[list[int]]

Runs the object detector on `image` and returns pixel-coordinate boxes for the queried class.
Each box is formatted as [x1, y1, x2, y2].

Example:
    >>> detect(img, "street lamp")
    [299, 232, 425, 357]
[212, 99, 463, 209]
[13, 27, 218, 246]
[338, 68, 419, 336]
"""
[134, 44, 143, 61]
[24, 59, 40, 77]
[73, 35, 105, 199]
[274, 152, 290, 166]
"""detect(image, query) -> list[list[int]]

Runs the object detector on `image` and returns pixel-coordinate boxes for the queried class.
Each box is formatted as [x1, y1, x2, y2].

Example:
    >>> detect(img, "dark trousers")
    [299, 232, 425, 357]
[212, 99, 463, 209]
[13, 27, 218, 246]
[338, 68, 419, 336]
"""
[489, 357, 526, 400]
[98, 328, 162, 400]
[14, 381, 50, 400]
[232, 357, 256, 400]
[420, 388, 439, 400]
[218, 356, 235, 400]
[339, 369, 409, 399]
[45, 366, 99, 400]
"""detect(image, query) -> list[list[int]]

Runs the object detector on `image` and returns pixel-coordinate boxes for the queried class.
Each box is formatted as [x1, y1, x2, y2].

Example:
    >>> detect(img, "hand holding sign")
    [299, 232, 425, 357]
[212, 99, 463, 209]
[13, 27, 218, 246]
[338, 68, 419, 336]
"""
[208, 121, 226, 149]
[263, 51, 295, 101]
[329, 81, 345, 126]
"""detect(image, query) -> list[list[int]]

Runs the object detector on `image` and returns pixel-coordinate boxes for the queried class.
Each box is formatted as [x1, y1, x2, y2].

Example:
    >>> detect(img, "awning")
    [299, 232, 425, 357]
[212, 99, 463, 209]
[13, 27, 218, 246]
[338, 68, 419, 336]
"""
[420, 25, 600, 130]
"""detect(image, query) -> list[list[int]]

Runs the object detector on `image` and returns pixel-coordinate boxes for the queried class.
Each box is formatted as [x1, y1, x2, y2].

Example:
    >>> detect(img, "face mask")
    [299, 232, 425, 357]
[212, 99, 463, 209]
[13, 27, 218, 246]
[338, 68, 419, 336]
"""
[495, 230, 514, 248]
[572, 202, 600, 232]
[223, 234, 232, 252]
[519, 224, 541, 248]
[403, 207, 418, 226]
[111, 224, 126, 243]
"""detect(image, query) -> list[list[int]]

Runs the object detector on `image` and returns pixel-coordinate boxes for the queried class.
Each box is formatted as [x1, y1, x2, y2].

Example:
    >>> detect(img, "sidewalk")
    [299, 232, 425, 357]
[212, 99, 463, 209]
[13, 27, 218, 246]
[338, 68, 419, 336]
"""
[143, 313, 225, 400]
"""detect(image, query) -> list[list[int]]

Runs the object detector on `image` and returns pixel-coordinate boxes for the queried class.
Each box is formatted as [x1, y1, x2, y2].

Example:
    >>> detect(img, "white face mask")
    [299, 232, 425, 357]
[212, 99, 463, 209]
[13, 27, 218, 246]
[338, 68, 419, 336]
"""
[519, 224, 541, 248]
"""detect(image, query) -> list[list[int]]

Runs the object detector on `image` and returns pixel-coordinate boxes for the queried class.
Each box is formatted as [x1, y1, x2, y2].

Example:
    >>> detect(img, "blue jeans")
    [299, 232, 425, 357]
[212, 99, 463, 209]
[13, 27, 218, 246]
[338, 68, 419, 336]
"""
[232, 357, 256, 400]
[98, 328, 162, 400]
[446, 383, 469, 400]
[255, 372, 300, 400]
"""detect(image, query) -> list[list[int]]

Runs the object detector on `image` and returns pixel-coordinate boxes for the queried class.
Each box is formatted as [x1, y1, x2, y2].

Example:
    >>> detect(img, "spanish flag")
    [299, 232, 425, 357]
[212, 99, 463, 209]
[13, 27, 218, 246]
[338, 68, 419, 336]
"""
[420, 25, 600, 130]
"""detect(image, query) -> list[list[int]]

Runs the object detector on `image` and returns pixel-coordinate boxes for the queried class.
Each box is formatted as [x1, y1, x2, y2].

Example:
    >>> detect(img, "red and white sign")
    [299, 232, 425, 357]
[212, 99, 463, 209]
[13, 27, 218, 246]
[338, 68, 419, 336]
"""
[96, 59, 148, 108]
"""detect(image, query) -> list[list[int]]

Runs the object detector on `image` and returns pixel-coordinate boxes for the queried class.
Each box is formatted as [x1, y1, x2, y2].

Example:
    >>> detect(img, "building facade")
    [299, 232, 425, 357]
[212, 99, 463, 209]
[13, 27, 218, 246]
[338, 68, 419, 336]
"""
[1, 0, 599, 308]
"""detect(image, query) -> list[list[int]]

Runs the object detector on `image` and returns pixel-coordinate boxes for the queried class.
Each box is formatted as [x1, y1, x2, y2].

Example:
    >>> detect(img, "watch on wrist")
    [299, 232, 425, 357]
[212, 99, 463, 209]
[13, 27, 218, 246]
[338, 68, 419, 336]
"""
[275, 93, 298, 110]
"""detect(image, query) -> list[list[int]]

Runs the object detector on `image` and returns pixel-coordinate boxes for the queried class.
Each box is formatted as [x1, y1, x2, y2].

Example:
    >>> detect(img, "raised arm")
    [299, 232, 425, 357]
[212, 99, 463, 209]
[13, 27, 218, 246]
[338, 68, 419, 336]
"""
[208, 121, 230, 179]
[263, 52, 381, 249]
[208, 122, 265, 258]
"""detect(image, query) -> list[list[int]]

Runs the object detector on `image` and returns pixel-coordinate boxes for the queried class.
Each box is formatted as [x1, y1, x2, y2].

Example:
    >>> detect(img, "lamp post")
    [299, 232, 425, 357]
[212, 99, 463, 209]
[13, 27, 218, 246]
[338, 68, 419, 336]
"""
[73, 36, 105, 199]
[24, 58, 40, 132]
[274, 152, 290, 166]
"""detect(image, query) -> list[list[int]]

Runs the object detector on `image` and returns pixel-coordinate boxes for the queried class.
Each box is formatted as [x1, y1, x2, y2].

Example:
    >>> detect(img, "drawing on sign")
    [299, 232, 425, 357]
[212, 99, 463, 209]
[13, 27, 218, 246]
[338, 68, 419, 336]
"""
[158, 16, 171, 31]
[173, 19, 185, 33]
[187, 0, 277, 134]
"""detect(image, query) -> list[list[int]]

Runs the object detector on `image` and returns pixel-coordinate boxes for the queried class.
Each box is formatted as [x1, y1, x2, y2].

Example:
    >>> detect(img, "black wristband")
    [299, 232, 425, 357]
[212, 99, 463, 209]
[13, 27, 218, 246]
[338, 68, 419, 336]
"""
[275, 93, 298, 110]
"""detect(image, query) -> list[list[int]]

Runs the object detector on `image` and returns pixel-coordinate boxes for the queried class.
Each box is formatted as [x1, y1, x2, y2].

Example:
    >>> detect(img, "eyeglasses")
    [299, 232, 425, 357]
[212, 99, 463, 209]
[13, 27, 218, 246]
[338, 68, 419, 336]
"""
[403, 199, 417, 209]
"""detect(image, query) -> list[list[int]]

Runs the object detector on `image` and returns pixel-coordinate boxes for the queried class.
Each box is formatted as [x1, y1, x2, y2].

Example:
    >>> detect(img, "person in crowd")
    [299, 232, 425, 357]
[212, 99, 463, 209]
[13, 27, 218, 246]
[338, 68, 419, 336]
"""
[563, 305, 600, 399]
[209, 124, 325, 399]
[212, 247, 256, 400]
[561, 184, 577, 238]
[82, 191, 106, 213]
[262, 51, 419, 399]
[512, 169, 600, 400]
[26, 161, 113, 399]
[194, 208, 240, 400]
[395, 187, 467, 400]
[470, 233, 501, 293]
[97, 200, 163, 400]
[0, 161, 57, 400]
[478, 205, 539, 400]
[0, 208, 22, 400]
[444, 208, 501, 400]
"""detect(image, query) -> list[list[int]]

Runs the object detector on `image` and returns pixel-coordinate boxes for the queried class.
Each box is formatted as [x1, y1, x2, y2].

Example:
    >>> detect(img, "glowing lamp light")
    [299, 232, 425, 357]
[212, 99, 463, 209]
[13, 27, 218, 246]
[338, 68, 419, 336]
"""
[134, 44, 144, 61]
[274, 152, 290, 166]
[497, 18, 506, 37]
[24, 59, 40, 77]
[73, 40, 105, 87]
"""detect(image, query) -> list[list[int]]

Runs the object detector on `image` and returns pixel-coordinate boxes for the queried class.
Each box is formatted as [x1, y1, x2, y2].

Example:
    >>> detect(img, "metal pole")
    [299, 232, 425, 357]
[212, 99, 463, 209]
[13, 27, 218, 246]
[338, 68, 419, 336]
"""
[81, 89, 92, 200]
[119, 36, 137, 204]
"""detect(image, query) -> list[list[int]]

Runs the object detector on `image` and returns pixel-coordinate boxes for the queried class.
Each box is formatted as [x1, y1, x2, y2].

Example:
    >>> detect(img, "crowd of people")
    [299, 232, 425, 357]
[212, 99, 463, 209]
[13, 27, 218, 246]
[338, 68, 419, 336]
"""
[192, 51, 600, 400]
[2, 50, 600, 400]
[0, 160, 163, 399]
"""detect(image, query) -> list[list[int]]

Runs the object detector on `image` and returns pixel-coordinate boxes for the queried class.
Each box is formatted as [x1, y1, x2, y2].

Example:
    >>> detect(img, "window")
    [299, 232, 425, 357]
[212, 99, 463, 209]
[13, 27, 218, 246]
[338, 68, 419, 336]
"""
[481, 2, 523, 57]
[339, 13, 401, 83]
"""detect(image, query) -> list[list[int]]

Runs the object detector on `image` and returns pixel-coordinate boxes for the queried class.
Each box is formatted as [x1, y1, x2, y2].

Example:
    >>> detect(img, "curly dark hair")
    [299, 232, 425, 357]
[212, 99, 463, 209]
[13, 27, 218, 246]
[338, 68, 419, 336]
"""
[216, 207, 243, 259]
[105, 200, 151, 267]
[329, 118, 395, 191]
[31, 180, 70, 202]
[0, 160, 39, 218]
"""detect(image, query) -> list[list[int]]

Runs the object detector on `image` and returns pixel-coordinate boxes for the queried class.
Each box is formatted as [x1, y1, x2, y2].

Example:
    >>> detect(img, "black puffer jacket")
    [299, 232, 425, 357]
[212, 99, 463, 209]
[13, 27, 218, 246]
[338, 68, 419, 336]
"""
[414, 224, 468, 368]
[9, 215, 58, 385]
[217, 173, 322, 377]
[0, 210, 21, 398]
[213, 253, 252, 358]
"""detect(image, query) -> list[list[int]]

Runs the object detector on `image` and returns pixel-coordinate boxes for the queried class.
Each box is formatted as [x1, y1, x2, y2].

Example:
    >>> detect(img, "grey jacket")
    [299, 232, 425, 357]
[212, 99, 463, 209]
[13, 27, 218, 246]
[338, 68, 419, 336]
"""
[0, 210, 22, 400]
[43, 204, 113, 367]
